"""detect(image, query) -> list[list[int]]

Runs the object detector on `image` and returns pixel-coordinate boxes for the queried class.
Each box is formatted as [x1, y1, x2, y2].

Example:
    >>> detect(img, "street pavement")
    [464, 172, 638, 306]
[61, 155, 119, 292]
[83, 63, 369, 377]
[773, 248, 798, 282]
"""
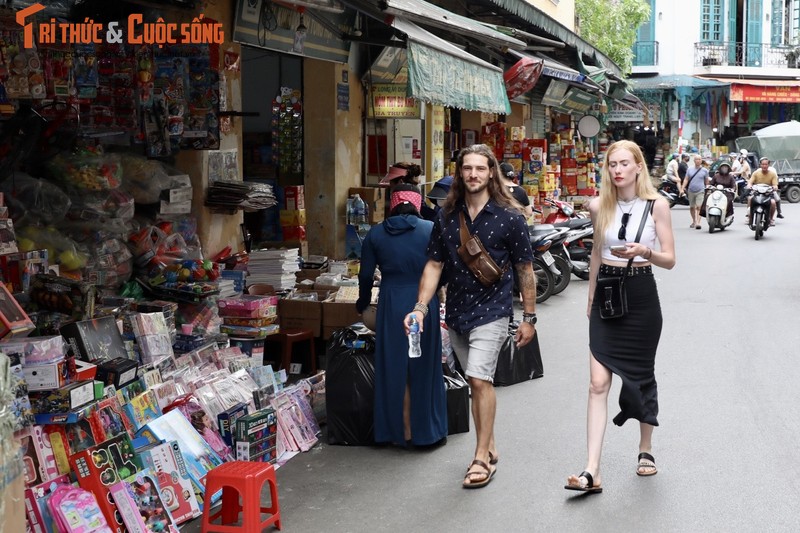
[187, 201, 800, 533]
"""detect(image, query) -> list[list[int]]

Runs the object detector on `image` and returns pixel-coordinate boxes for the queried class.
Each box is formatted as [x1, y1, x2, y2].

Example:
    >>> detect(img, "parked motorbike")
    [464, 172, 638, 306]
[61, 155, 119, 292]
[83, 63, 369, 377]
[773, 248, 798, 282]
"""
[552, 217, 593, 280]
[704, 185, 735, 233]
[528, 224, 570, 298]
[542, 198, 582, 224]
[657, 177, 690, 208]
[748, 184, 774, 240]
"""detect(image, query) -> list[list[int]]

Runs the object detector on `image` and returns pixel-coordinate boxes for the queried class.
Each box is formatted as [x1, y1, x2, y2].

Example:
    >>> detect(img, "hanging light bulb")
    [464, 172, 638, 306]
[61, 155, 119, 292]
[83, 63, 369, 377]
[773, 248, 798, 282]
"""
[293, 8, 307, 54]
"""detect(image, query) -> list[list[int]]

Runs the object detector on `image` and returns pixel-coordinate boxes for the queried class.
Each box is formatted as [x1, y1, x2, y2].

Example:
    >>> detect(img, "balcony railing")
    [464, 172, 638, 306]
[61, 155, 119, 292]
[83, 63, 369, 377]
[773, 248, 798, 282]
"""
[633, 41, 659, 67]
[694, 42, 799, 68]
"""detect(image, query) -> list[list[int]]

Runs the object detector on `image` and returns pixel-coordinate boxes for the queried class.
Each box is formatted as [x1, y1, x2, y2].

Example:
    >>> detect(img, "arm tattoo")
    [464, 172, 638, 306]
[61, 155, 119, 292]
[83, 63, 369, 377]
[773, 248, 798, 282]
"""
[515, 263, 536, 303]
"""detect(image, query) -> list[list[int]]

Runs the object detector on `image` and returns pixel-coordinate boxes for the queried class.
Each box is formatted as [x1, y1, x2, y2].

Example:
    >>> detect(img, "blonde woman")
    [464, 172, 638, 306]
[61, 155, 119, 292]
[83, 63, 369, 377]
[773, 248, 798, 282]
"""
[565, 140, 676, 494]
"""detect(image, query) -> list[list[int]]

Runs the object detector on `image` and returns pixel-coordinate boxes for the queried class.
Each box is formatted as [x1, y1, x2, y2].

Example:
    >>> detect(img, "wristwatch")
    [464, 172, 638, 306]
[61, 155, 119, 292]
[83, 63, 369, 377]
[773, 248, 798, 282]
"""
[522, 312, 537, 325]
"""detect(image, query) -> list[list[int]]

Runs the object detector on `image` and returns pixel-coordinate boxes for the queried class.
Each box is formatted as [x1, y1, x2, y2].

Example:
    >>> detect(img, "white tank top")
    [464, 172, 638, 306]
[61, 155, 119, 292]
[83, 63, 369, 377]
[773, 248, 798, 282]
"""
[601, 198, 657, 264]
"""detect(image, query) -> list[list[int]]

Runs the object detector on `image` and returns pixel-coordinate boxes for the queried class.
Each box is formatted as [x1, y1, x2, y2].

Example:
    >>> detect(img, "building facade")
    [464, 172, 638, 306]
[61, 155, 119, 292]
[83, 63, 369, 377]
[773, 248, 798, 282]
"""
[629, 0, 800, 155]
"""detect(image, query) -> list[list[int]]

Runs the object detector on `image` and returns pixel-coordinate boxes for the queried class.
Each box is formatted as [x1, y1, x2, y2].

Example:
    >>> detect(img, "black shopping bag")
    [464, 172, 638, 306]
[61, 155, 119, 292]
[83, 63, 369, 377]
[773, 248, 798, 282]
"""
[326, 325, 375, 445]
[444, 372, 470, 435]
[493, 325, 543, 387]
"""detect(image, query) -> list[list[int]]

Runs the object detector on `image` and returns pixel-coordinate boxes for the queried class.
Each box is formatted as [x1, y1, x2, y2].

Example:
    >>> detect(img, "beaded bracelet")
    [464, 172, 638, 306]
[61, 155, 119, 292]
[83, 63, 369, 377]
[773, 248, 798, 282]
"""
[413, 302, 428, 317]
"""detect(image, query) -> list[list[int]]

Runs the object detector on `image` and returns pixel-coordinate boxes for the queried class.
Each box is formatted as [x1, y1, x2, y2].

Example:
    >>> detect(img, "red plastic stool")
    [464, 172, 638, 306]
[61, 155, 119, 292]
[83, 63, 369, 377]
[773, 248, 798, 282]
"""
[265, 329, 316, 374]
[201, 461, 281, 532]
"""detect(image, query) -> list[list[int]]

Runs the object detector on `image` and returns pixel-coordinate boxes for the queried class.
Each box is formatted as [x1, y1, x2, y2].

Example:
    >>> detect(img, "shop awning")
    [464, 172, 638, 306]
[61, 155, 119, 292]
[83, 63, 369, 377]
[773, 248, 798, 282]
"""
[485, 0, 623, 79]
[379, 0, 526, 50]
[629, 75, 729, 90]
[394, 18, 511, 114]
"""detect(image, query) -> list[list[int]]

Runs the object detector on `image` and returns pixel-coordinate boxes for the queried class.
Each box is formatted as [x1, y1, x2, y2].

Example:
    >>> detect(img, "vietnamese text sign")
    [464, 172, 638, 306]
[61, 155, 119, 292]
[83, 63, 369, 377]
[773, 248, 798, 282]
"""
[730, 83, 800, 103]
[368, 84, 421, 118]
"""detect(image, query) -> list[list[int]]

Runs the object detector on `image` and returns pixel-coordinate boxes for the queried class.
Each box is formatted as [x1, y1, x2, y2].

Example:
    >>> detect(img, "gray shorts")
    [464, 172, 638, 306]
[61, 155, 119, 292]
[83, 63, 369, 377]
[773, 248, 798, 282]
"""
[687, 190, 704, 207]
[448, 317, 509, 383]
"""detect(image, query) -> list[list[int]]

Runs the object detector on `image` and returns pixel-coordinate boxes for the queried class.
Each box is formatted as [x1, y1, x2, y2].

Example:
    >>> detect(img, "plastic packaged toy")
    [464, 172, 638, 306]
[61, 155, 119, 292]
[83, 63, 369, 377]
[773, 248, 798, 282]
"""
[47, 484, 114, 533]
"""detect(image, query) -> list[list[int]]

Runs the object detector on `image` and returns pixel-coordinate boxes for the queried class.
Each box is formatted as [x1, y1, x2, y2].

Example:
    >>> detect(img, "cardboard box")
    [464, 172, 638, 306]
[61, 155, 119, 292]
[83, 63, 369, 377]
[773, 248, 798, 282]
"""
[217, 402, 249, 446]
[159, 199, 192, 214]
[321, 300, 362, 339]
[279, 209, 306, 226]
[22, 359, 70, 391]
[60, 315, 129, 363]
[29, 380, 95, 413]
[278, 294, 324, 337]
[284, 185, 305, 210]
[348, 187, 385, 224]
[95, 357, 139, 388]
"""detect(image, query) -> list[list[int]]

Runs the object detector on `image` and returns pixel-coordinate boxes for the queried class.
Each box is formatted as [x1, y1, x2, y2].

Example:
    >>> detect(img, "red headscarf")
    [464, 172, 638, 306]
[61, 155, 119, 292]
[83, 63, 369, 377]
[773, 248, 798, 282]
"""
[390, 189, 422, 212]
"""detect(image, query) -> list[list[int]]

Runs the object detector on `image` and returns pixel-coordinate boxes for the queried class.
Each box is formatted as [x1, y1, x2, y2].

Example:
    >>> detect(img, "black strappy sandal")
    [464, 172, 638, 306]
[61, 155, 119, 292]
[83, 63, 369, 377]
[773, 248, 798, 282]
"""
[564, 470, 603, 493]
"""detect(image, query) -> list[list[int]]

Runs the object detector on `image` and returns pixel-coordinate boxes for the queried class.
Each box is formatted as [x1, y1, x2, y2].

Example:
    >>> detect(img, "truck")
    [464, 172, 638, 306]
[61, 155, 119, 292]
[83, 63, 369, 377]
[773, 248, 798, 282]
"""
[736, 120, 800, 203]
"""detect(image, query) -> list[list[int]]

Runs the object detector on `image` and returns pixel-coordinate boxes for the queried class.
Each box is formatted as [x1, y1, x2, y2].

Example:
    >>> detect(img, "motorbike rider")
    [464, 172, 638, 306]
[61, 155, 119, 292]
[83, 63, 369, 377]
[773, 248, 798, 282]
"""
[746, 157, 779, 225]
[706, 162, 736, 218]
[665, 153, 680, 184]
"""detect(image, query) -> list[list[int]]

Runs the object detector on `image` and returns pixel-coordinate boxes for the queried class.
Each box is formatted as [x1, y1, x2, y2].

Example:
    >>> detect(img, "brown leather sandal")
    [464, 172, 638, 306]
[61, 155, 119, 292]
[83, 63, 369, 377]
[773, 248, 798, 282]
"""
[463, 459, 495, 489]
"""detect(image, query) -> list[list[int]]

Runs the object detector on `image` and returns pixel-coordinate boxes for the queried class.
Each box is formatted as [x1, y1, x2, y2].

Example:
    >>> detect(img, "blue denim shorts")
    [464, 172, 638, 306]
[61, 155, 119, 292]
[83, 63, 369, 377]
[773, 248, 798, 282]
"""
[448, 317, 509, 383]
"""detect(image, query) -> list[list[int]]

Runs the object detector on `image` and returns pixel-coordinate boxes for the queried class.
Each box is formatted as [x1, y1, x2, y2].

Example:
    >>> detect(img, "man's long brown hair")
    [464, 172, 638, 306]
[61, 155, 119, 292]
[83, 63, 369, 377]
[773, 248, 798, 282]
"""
[442, 144, 521, 216]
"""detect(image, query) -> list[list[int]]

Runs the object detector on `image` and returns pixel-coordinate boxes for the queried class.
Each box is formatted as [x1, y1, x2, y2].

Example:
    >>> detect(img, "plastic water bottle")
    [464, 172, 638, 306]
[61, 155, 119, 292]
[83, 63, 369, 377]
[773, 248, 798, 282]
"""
[350, 193, 368, 225]
[408, 316, 422, 358]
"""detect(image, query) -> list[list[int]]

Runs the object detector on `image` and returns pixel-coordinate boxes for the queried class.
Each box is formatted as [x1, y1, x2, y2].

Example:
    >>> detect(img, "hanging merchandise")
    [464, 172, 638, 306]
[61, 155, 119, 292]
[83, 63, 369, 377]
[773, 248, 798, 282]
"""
[271, 87, 303, 175]
[139, 44, 221, 157]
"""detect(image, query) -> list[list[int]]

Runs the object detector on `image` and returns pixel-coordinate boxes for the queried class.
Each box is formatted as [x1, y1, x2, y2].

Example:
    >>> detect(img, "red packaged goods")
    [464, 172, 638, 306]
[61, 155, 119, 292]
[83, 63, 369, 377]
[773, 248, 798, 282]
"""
[30, 274, 96, 320]
[69, 434, 143, 532]
[504, 56, 544, 100]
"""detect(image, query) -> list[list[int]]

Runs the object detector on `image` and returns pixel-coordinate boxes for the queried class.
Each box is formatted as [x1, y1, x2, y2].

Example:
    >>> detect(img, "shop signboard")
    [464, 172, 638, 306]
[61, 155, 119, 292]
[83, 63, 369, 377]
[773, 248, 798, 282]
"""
[541, 80, 569, 107]
[367, 84, 421, 119]
[730, 83, 800, 103]
[430, 105, 445, 181]
[559, 88, 595, 114]
[607, 103, 661, 122]
[233, 0, 352, 63]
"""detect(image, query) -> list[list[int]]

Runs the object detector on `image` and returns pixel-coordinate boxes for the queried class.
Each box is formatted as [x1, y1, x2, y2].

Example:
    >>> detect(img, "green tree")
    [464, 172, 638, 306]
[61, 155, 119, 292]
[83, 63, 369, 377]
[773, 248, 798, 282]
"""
[575, 0, 651, 74]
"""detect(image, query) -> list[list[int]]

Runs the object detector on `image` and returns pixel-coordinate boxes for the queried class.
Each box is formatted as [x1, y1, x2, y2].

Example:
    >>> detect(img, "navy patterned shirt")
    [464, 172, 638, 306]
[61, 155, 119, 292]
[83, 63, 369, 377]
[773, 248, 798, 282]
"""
[427, 200, 533, 334]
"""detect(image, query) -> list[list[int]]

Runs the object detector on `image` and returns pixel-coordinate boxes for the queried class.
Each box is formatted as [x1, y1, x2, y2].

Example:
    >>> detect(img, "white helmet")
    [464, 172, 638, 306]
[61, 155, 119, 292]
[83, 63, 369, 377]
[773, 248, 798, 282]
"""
[740, 148, 748, 156]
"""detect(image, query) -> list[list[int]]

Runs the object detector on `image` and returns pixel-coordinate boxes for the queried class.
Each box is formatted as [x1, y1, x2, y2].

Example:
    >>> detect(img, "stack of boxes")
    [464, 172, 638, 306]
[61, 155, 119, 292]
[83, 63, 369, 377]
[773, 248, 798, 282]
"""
[159, 174, 193, 216]
[281, 185, 306, 246]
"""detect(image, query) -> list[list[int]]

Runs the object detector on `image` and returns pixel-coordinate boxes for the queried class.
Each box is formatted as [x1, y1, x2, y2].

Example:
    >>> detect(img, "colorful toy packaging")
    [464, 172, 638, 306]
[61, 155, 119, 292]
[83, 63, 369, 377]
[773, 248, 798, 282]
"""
[47, 484, 114, 533]
[136, 441, 201, 524]
[24, 474, 71, 533]
[109, 470, 179, 533]
[69, 433, 143, 532]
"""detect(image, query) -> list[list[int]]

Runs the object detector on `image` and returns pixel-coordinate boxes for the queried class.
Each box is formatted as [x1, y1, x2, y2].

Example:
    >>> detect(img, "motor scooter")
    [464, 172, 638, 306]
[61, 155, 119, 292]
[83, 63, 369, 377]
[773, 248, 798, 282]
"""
[748, 184, 774, 240]
[542, 198, 582, 224]
[703, 185, 734, 233]
[657, 177, 690, 208]
[552, 217, 593, 280]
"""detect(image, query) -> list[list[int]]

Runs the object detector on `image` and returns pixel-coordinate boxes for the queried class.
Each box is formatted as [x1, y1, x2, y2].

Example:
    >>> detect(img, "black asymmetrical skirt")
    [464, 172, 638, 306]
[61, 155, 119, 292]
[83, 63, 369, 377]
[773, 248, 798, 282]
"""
[589, 270, 662, 427]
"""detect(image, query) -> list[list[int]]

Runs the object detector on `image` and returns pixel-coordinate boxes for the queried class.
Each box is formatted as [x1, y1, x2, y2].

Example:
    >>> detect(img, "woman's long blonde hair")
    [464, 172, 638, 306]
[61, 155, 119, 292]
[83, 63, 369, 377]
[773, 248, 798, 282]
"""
[594, 140, 660, 250]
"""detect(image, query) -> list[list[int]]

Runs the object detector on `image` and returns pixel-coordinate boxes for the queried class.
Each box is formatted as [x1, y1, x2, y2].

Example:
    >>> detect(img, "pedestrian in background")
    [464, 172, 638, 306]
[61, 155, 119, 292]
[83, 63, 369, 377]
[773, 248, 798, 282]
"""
[499, 161, 533, 220]
[357, 183, 447, 447]
[405, 144, 536, 489]
[565, 140, 676, 494]
[682, 155, 709, 229]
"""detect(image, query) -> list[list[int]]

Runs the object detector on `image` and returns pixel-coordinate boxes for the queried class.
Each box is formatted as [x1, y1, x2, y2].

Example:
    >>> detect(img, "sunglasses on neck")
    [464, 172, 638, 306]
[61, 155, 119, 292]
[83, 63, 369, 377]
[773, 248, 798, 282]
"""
[618, 212, 630, 241]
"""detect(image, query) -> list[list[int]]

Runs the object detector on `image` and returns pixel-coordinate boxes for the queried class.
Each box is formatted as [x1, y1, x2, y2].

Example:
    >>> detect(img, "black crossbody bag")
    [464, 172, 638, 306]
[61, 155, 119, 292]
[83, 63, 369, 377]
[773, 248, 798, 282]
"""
[597, 200, 653, 320]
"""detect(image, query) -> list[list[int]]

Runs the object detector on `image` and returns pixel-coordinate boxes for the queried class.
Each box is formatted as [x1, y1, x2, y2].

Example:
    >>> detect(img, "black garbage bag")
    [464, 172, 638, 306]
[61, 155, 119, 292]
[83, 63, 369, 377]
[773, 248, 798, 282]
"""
[493, 322, 544, 386]
[443, 367, 470, 435]
[325, 325, 376, 445]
